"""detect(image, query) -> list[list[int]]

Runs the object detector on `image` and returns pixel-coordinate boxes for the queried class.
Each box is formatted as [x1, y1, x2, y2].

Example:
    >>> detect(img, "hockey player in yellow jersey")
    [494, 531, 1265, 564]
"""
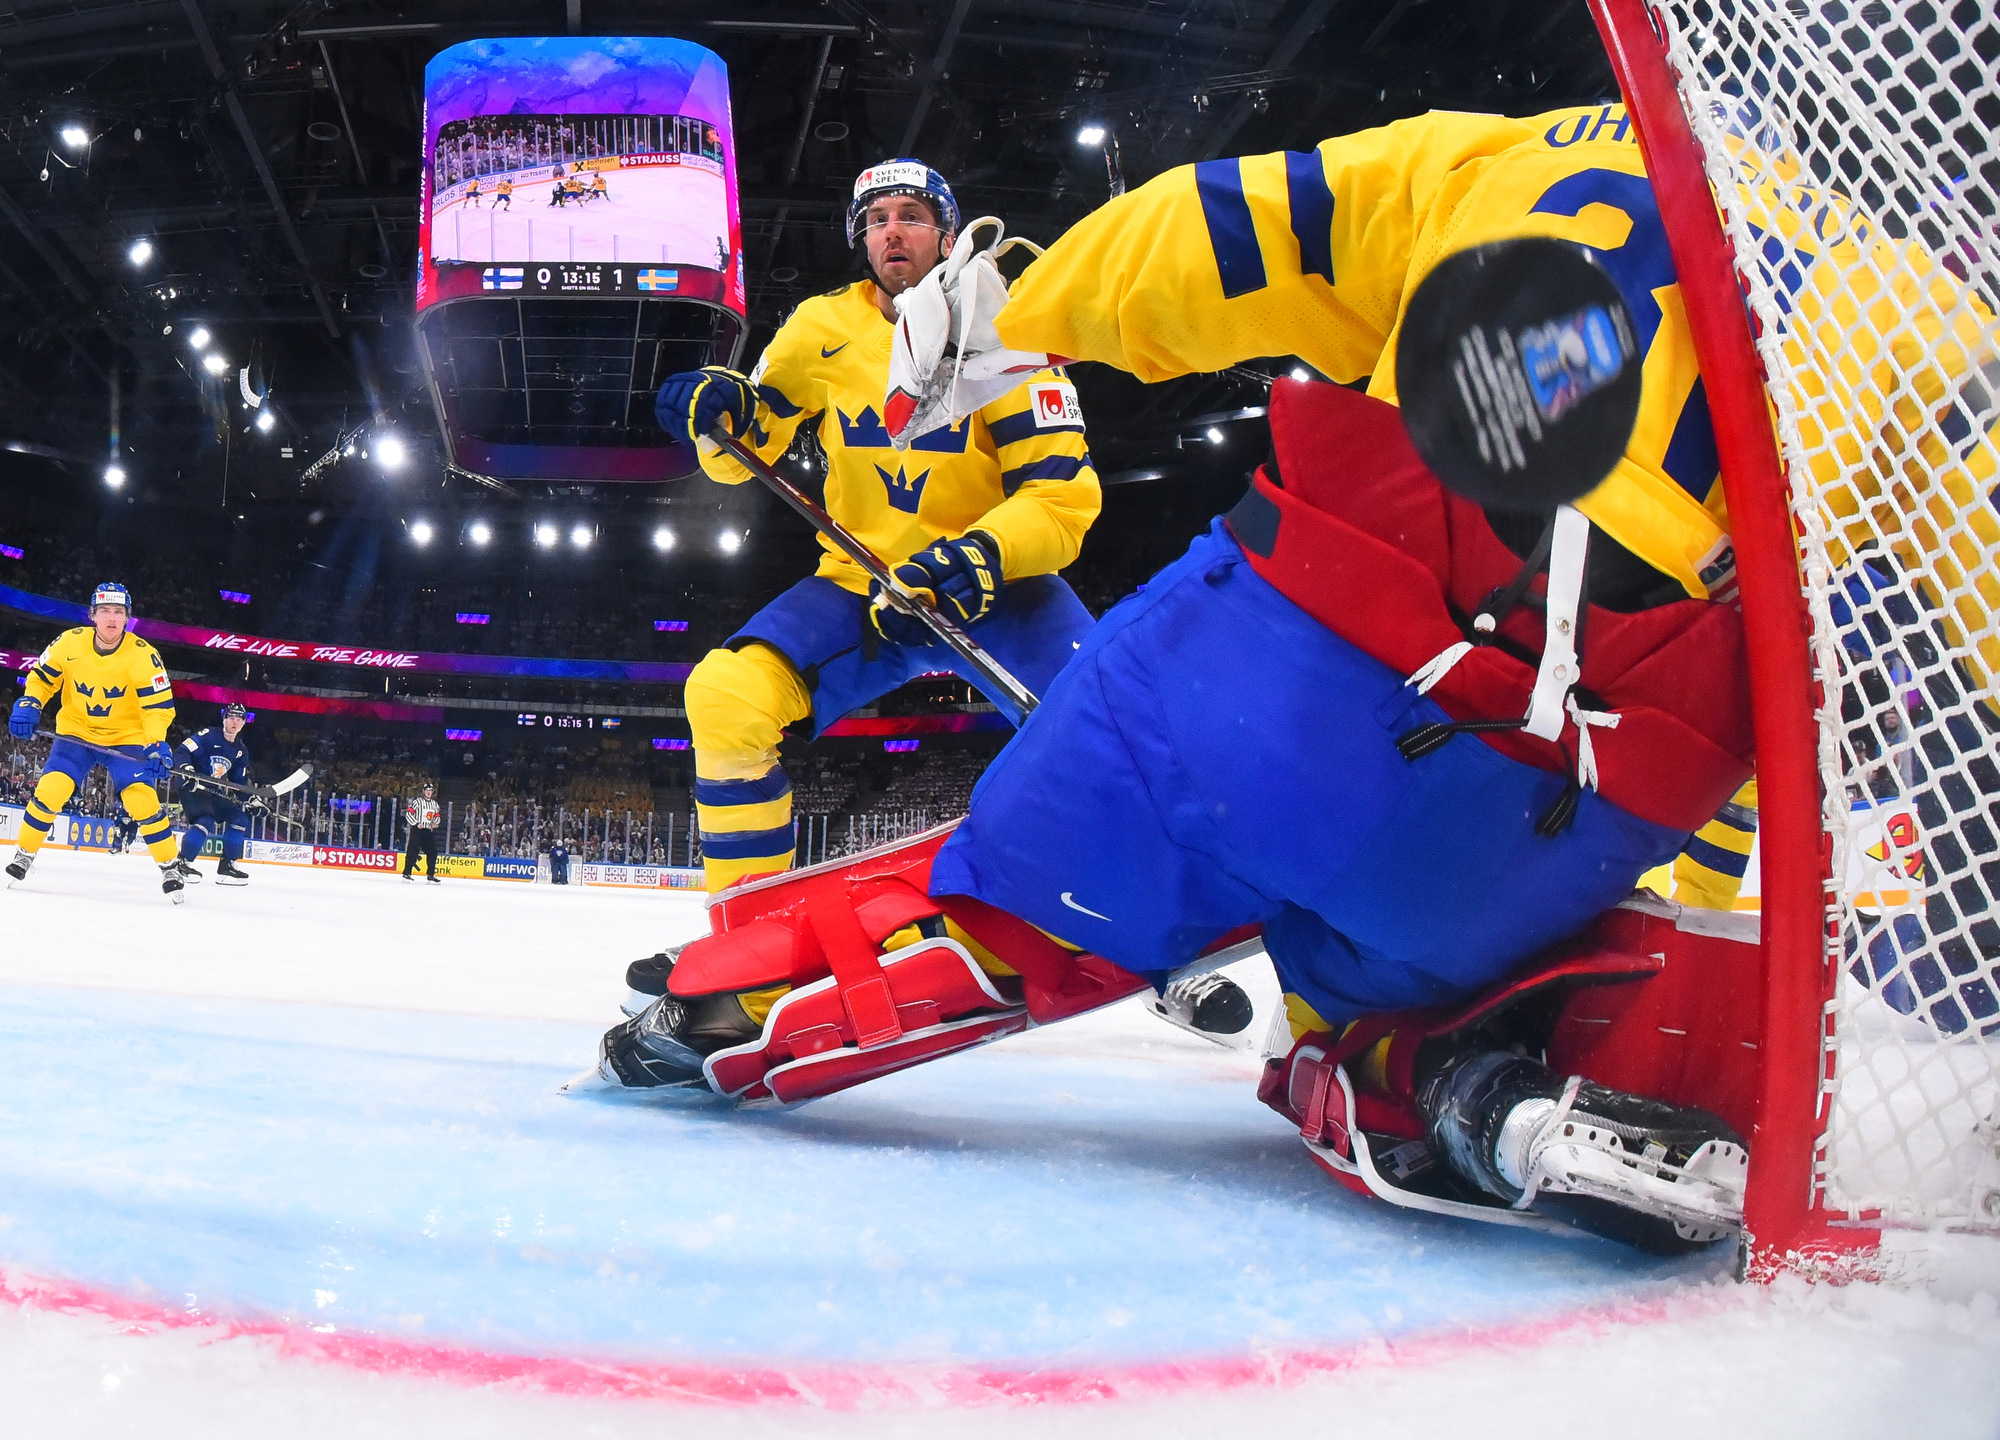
[6, 582, 187, 901]
[651, 159, 1100, 900]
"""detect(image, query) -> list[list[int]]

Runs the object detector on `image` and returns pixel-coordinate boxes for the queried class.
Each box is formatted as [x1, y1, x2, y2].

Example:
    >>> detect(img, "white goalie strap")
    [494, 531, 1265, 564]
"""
[1401, 506, 1616, 792]
[1522, 505, 1591, 744]
[885, 216, 1055, 448]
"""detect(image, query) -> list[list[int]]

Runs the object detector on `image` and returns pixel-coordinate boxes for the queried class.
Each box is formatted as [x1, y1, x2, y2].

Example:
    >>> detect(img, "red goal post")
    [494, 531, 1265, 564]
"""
[1586, 0, 2000, 1275]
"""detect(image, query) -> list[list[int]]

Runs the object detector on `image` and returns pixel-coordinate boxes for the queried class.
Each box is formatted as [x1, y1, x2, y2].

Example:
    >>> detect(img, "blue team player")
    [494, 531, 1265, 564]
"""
[172, 702, 261, 887]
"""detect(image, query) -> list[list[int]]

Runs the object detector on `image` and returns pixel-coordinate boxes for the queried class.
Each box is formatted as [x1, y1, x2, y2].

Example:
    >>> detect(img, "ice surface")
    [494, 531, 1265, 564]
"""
[2, 848, 1997, 1437]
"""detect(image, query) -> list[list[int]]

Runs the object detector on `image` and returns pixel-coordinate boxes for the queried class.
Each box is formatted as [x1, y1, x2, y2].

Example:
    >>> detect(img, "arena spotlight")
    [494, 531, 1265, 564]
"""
[1291, 367, 1311, 382]
[1206, 426, 1225, 445]
[718, 529, 743, 555]
[103, 464, 126, 489]
[254, 409, 276, 434]
[188, 326, 211, 349]
[127, 238, 154, 267]
[570, 523, 593, 549]
[468, 520, 492, 547]
[410, 519, 434, 547]
[374, 434, 407, 471]
[652, 525, 676, 552]
[201, 352, 230, 375]
[533, 522, 559, 548]
[58, 124, 89, 149]
[1076, 124, 1106, 146]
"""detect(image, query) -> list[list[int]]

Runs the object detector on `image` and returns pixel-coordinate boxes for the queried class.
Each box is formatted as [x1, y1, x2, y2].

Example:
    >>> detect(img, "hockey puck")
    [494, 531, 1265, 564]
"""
[1395, 237, 1642, 511]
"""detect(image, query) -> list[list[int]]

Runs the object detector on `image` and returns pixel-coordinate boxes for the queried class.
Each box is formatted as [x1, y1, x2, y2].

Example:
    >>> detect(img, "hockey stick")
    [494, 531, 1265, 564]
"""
[707, 426, 1041, 722]
[34, 731, 313, 801]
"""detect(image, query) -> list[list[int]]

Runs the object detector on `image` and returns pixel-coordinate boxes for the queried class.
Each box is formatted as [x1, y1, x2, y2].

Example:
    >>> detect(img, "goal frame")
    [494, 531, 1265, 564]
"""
[1584, 0, 1880, 1278]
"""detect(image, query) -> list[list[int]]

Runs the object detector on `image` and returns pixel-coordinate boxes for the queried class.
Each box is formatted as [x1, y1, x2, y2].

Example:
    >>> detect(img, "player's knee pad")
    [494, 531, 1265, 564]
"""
[668, 825, 1148, 1104]
[684, 643, 811, 767]
[118, 782, 163, 820]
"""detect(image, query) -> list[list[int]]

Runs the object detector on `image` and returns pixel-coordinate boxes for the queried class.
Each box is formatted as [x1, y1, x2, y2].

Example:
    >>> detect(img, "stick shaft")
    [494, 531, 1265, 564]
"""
[707, 426, 1040, 720]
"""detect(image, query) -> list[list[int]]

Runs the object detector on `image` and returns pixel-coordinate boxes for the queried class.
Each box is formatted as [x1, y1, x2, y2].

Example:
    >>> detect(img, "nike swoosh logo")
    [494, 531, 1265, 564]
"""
[821, 343, 850, 358]
[1061, 892, 1111, 922]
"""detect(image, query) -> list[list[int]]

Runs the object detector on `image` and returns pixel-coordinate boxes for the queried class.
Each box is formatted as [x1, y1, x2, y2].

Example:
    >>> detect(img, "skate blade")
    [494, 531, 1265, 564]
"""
[166, 889, 185, 905]
[216, 876, 248, 887]
[1146, 1000, 1242, 1050]
[620, 988, 660, 1019]
[560, 1059, 621, 1095]
[1534, 1141, 1744, 1232]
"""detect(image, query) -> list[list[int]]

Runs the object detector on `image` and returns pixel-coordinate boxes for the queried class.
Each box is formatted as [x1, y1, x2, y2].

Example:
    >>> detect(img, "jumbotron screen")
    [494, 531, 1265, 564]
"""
[416, 37, 743, 311]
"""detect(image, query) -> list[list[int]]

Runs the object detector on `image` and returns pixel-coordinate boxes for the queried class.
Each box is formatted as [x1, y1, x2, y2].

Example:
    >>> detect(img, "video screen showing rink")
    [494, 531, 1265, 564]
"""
[429, 118, 730, 272]
[0, 846, 1997, 1435]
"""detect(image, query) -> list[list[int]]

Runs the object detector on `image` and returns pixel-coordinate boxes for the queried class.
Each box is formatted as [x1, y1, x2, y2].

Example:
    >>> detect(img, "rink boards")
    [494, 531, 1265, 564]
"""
[0, 804, 702, 888]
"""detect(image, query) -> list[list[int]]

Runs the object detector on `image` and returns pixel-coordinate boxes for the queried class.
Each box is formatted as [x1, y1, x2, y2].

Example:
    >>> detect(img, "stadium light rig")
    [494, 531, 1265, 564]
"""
[201, 352, 230, 375]
[127, 238, 154, 267]
[1206, 426, 1226, 445]
[254, 409, 276, 434]
[1076, 124, 1106, 146]
[374, 434, 408, 471]
[652, 525, 676, 552]
[718, 529, 742, 555]
[102, 464, 126, 489]
[409, 519, 434, 547]
[569, 524, 593, 550]
[187, 326, 211, 350]
[467, 521, 492, 547]
[58, 123, 89, 149]
[533, 522, 559, 549]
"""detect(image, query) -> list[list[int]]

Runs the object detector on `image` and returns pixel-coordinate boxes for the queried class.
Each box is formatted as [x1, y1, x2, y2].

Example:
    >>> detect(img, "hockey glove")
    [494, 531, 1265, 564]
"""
[247, 784, 277, 811]
[140, 742, 175, 788]
[7, 696, 41, 740]
[870, 531, 1001, 647]
[655, 367, 757, 447]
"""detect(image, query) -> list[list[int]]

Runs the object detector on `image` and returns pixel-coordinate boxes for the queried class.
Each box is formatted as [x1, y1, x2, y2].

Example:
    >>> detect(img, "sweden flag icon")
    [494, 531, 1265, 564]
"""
[637, 268, 679, 292]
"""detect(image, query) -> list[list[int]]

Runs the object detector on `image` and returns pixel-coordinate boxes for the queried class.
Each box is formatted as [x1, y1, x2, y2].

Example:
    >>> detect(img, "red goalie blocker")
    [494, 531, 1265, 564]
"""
[668, 825, 1152, 1103]
[1262, 897, 1763, 1200]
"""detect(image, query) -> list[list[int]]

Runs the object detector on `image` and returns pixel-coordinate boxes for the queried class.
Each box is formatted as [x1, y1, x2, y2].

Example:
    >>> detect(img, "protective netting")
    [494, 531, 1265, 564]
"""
[1652, 0, 2000, 1227]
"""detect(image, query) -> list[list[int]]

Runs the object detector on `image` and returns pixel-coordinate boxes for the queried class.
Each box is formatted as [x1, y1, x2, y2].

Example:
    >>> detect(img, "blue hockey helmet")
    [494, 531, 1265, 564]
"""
[845, 159, 959, 246]
[221, 702, 248, 721]
[89, 581, 131, 611]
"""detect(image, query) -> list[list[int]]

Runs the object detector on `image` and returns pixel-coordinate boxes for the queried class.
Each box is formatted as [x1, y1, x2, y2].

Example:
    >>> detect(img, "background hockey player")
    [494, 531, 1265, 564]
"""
[649, 158, 1101, 903]
[5, 582, 186, 900]
[171, 701, 261, 887]
[585, 107, 1774, 1253]
[403, 782, 441, 882]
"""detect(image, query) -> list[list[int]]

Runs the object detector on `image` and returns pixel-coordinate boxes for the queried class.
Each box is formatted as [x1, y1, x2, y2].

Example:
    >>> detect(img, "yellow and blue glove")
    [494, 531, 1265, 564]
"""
[870, 532, 1001, 647]
[655, 367, 756, 447]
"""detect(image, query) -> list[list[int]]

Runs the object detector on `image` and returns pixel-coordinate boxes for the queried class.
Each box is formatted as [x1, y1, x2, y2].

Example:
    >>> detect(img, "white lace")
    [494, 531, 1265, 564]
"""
[1405, 640, 1474, 695]
[1566, 694, 1622, 792]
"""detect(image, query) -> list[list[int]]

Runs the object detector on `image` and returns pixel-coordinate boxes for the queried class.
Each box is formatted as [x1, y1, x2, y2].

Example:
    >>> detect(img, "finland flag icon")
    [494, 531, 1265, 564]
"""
[482, 267, 524, 291]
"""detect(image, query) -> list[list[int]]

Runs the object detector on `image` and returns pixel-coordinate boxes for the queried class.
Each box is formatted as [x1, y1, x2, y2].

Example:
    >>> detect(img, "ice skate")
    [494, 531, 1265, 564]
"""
[1149, 970, 1253, 1044]
[1423, 1050, 1746, 1253]
[214, 858, 249, 887]
[173, 859, 203, 884]
[5, 849, 33, 886]
[426, 874, 441, 884]
[159, 862, 185, 905]
[563, 990, 761, 1094]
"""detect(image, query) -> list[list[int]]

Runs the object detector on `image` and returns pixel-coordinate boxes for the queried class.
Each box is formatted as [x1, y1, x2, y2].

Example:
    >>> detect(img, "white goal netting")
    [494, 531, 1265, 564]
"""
[1652, 0, 2000, 1227]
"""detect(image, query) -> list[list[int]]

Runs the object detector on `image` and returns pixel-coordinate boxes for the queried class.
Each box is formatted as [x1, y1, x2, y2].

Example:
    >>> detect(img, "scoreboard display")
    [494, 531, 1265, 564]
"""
[515, 710, 623, 731]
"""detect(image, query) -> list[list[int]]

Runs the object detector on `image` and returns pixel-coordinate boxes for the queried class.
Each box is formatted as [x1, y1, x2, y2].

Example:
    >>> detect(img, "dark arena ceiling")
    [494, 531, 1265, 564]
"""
[0, 0, 1618, 530]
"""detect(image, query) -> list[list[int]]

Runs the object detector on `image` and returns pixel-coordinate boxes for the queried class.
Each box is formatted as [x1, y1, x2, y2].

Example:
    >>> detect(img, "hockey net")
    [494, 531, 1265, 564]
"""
[1592, 0, 2000, 1265]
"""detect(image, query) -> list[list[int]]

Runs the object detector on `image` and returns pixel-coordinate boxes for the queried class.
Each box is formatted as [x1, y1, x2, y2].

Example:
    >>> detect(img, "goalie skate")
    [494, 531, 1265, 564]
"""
[1499, 1075, 1747, 1247]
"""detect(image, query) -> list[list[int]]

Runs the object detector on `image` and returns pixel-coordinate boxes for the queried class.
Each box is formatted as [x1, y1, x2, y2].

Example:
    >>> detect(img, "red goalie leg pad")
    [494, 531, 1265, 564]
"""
[670, 824, 1149, 1104]
[1257, 905, 1674, 1143]
[703, 937, 1029, 1103]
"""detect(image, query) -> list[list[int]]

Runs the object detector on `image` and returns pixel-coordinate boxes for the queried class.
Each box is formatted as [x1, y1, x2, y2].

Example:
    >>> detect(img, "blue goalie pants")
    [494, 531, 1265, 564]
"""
[928, 522, 1690, 1029]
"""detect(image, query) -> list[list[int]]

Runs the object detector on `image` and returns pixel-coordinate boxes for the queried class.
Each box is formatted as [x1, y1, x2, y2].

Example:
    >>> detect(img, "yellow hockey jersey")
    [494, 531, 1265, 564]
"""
[994, 102, 1999, 676]
[696, 280, 1101, 593]
[23, 627, 176, 747]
